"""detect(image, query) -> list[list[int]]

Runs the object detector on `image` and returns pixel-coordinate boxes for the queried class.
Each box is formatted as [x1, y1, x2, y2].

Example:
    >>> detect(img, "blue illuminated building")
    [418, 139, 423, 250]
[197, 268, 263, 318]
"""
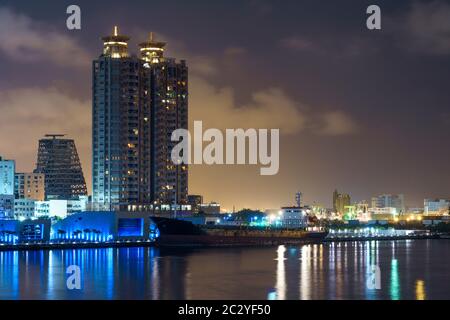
[0, 218, 51, 244]
[50, 211, 159, 242]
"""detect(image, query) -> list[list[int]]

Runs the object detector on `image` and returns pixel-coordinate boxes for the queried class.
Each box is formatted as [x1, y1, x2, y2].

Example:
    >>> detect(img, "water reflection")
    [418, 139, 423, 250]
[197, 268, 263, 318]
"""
[299, 245, 311, 300]
[0, 240, 447, 300]
[390, 259, 400, 300]
[416, 280, 426, 300]
[275, 245, 286, 300]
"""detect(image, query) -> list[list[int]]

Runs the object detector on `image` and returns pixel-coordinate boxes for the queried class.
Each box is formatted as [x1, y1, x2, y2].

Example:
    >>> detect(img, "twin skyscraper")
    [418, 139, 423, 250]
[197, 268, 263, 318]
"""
[92, 27, 188, 211]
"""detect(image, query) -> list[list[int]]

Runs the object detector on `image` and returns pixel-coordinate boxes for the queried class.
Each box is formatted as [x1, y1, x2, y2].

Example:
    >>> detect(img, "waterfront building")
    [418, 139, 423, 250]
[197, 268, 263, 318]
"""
[333, 189, 351, 215]
[424, 199, 449, 215]
[371, 194, 405, 214]
[34, 196, 88, 219]
[92, 27, 188, 211]
[14, 172, 45, 201]
[51, 211, 158, 242]
[0, 156, 15, 196]
[13, 198, 36, 219]
[34, 135, 87, 200]
[0, 218, 51, 244]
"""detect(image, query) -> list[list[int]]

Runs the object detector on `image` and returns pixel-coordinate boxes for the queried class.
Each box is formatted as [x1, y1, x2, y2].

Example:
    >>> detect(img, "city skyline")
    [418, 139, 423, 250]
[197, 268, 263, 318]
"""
[1, 1, 450, 210]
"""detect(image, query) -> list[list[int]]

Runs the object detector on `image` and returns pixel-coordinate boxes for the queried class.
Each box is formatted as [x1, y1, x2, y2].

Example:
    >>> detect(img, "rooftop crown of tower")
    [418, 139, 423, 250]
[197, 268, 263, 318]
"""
[102, 26, 130, 58]
[139, 32, 166, 64]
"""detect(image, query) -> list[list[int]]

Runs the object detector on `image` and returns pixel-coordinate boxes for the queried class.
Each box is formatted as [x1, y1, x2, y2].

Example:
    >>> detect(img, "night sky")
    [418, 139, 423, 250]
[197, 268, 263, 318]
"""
[1, 0, 450, 210]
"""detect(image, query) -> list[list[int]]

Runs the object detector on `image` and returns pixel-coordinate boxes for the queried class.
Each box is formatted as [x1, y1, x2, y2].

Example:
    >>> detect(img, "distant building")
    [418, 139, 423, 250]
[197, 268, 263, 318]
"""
[34, 196, 88, 219]
[198, 202, 221, 215]
[368, 207, 399, 221]
[279, 207, 307, 229]
[369, 207, 398, 215]
[371, 194, 405, 214]
[14, 172, 45, 201]
[333, 189, 351, 214]
[34, 135, 87, 200]
[0, 156, 15, 196]
[424, 199, 449, 215]
[187, 195, 203, 214]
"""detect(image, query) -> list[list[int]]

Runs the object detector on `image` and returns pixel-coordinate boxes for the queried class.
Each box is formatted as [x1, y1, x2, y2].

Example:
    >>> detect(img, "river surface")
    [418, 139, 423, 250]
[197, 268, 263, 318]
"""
[0, 239, 448, 299]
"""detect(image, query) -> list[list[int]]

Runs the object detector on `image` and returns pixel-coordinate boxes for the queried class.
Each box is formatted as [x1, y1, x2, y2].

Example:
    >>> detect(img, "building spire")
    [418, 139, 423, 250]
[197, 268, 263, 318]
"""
[139, 31, 166, 64]
[102, 25, 130, 58]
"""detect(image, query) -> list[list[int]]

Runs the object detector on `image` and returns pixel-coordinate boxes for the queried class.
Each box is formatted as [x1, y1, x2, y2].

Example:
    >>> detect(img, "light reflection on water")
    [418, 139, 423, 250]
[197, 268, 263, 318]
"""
[0, 240, 448, 300]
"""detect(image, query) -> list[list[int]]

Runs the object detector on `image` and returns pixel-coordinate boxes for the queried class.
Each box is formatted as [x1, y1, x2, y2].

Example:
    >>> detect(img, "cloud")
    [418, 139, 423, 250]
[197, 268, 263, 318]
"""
[0, 7, 90, 67]
[190, 78, 306, 134]
[280, 34, 377, 58]
[224, 47, 247, 56]
[312, 111, 359, 136]
[248, 0, 272, 16]
[388, 1, 450, 55]
[280, 36, 316, 52]
[0, 87, 91, 178]
[189, 75, 357, 136]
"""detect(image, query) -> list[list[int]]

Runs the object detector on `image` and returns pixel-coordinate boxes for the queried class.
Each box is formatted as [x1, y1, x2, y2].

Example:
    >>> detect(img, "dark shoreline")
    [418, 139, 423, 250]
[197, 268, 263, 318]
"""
[0, 234, 445, 251]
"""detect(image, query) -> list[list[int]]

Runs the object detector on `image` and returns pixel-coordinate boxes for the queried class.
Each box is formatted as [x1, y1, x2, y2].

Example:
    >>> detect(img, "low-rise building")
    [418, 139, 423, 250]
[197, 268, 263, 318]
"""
[0, 195, 14, 219]
[13, 198, 35, 219]
[35, 196, 88, 219]
[198, 202, 221, 215]
[51, 211, 157, 242]
[0, 218, 51, 244]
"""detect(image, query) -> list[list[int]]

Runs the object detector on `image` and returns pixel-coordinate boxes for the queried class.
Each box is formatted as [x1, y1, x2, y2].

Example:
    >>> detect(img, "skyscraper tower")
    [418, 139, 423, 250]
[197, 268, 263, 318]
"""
[34, 135, 87, 200]
[139, 32, 188, 207]
[92, 27, 188, 211]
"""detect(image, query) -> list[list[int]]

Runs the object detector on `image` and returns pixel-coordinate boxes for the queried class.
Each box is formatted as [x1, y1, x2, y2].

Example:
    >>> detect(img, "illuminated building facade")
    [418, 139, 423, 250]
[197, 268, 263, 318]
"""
[0, 156, 15, 196]
[92, 27, 188, 211]
[0, 156, 15, 218]
[34, 196, 89, 219]
[13, 198, 35, 219]
[0, 218, 51, 244]
[34, 135, 87, 200]
[14, 172, 45, 201]
[50, 211, 159, 242]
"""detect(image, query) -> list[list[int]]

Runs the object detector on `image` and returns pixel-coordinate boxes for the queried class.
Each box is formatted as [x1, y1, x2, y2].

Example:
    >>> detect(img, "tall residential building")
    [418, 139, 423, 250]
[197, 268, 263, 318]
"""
[34, 135, 87, 200]
[0, 156, 15, 196]
[14, 173, 45, 201]
[371, 194, 405, 214]
[332, 189, 351, 214]
[92, 27, 188, 211]
[0, 156, 15, 218]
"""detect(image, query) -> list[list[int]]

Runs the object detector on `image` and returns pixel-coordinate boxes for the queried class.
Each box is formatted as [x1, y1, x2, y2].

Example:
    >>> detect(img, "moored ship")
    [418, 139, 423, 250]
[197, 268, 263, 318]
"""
[151, 217, 328, 247]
